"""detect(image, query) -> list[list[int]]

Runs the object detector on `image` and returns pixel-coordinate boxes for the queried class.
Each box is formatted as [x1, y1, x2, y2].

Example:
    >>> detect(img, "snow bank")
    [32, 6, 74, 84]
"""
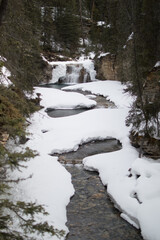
[35, 87, 96, 109]
[26, 108, 129, 155]
[10, 78, 160, 240]
[63, 80, 133, 108]
[11, 154, 74, 239]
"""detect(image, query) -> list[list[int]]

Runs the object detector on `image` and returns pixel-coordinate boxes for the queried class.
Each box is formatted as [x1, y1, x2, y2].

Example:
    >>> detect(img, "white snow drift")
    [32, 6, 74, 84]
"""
[11, 79, 160, 240]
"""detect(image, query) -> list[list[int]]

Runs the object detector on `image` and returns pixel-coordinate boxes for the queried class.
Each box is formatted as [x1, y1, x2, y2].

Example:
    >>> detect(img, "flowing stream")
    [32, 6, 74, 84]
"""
[44, 80, 142, 239]
[53, 135, 142, 239]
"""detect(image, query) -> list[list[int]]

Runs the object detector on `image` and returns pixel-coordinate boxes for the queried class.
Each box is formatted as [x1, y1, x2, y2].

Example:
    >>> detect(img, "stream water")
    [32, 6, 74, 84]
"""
[44, 83, 142, 240]
[66, 166, 142, 240]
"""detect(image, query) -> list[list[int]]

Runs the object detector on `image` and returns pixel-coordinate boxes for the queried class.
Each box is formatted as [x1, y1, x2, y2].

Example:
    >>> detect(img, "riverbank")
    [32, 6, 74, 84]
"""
[10, 78, 160, 240]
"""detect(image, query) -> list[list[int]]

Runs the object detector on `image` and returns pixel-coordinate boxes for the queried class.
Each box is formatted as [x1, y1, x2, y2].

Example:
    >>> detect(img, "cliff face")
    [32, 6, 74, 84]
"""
[143, 66, 160, 104]
[130, 66, 160, 159]
[95, 53, 160, 159]
[95, 54, 117, 80]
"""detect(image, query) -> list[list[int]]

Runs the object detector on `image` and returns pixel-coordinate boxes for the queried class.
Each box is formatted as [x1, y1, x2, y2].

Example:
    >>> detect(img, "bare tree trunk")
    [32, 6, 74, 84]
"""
[90, 0, 95, 22]
[79, 0, 85, 46]
[0, 0, 8, 26]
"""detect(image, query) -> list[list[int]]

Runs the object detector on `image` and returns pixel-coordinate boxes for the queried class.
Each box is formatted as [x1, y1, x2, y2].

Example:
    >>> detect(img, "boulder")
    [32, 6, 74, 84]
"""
[130, 133, 160, 159]
[95, 53, 117, 80]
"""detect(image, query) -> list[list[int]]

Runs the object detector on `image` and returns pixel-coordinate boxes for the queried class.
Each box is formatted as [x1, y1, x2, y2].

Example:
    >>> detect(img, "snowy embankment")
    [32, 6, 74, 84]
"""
[63, 81, 160, 240]
[9, 74, 160, 239]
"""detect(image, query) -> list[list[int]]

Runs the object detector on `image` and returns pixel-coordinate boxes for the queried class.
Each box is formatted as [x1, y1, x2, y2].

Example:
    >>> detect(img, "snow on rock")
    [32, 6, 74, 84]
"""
[154, 61, 160, 68]
[97, 52, 110, 58]
[97, 21, 105, 26]
[63, 80, 134, 108]
[0, 66, 12, 87]
[127, 32, 134, 41]
[35, 87, 96, 109]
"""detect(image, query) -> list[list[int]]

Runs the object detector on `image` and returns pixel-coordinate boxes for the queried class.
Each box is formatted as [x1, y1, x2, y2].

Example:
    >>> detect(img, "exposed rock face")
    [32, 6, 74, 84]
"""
[143, 66, 160, 103]
[95, 54, 117, 80]
[78, 66, 91, 83]
[130, 133, 160, 159]
[0, 132, 9, 147]
[42, 61, 53, 83]
[130, 66, 160, 159]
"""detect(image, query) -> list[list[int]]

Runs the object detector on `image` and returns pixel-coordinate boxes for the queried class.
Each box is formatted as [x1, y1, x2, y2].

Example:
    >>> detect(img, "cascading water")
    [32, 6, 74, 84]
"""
[50, 59, 96, 84]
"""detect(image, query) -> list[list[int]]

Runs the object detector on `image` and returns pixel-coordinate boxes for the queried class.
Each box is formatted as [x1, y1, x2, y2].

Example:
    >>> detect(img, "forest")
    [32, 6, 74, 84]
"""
[0, 0, 160, 239]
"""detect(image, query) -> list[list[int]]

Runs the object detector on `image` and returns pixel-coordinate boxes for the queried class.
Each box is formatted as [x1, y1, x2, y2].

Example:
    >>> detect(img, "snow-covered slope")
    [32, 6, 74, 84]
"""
[10, 80, 160, 240]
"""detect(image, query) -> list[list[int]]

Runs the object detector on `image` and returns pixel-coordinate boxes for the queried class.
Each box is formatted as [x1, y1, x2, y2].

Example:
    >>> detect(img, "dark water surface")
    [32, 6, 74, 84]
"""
[43, 84, 142, 240]
[66, 166, 143, 240]
[39, 83, 72, 90]
[54, 139, 121, 165]
[46, 108, 90, 118]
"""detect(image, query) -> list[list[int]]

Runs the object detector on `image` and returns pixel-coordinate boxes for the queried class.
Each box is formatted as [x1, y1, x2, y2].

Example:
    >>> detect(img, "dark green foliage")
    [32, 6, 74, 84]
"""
[0, 145, 64, 239]
[54, 0, 81, 53]
[0, 0, 44, 91]
[0, 199, 64, 240]
[0, 85, 39, 137]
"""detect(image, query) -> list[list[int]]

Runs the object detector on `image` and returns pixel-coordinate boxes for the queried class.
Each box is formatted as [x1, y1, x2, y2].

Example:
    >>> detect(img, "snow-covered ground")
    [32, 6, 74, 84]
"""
[9, 64, 160, 239]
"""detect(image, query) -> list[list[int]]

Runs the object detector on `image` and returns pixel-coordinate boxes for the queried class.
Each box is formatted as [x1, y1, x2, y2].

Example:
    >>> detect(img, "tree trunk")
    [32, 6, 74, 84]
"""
[79, 0, 85, 46]
[0, 0, 8, 26]
[90, 0, 95, 22]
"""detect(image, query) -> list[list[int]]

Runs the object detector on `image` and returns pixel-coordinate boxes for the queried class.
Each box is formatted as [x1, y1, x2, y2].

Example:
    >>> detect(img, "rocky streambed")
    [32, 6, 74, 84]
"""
[45, 84, 142, 239]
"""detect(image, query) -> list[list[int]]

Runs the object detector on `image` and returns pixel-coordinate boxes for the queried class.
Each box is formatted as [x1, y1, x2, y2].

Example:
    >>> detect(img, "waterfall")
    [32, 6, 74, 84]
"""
[50, 59, 96, 84]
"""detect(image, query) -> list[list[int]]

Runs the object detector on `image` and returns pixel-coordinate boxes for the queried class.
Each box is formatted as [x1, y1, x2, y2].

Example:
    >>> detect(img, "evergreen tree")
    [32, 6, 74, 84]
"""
[0, 0, 44, 91]
[0, 1, 64, 238]
[54, 0, 80, 53]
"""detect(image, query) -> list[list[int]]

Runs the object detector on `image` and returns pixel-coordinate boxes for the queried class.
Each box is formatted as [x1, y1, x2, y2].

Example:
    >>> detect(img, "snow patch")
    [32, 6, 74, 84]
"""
[98, 52, 110, 58]
[127, 32, 134, 41]
[0, 66, 12, 87]
[154, 61, 160, 68]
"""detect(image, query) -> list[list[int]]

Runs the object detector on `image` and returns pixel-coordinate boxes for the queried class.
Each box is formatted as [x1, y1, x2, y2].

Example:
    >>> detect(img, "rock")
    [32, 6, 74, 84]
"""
[95, 53, 117, 80]
[78, 67, 91, 83]
[58, 76, 66, 84]
[65, 64, 91, 83]
[19, 135, 30, 144]
[130, 133, 160, 159]
[42, 61, 53, 83]
[0, 132, 9, 146]
[143, 66, 160, 104]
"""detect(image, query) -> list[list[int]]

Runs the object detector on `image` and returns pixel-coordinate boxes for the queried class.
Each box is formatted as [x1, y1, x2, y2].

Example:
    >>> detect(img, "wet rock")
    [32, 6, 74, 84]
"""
[58, 76, 66, 84]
